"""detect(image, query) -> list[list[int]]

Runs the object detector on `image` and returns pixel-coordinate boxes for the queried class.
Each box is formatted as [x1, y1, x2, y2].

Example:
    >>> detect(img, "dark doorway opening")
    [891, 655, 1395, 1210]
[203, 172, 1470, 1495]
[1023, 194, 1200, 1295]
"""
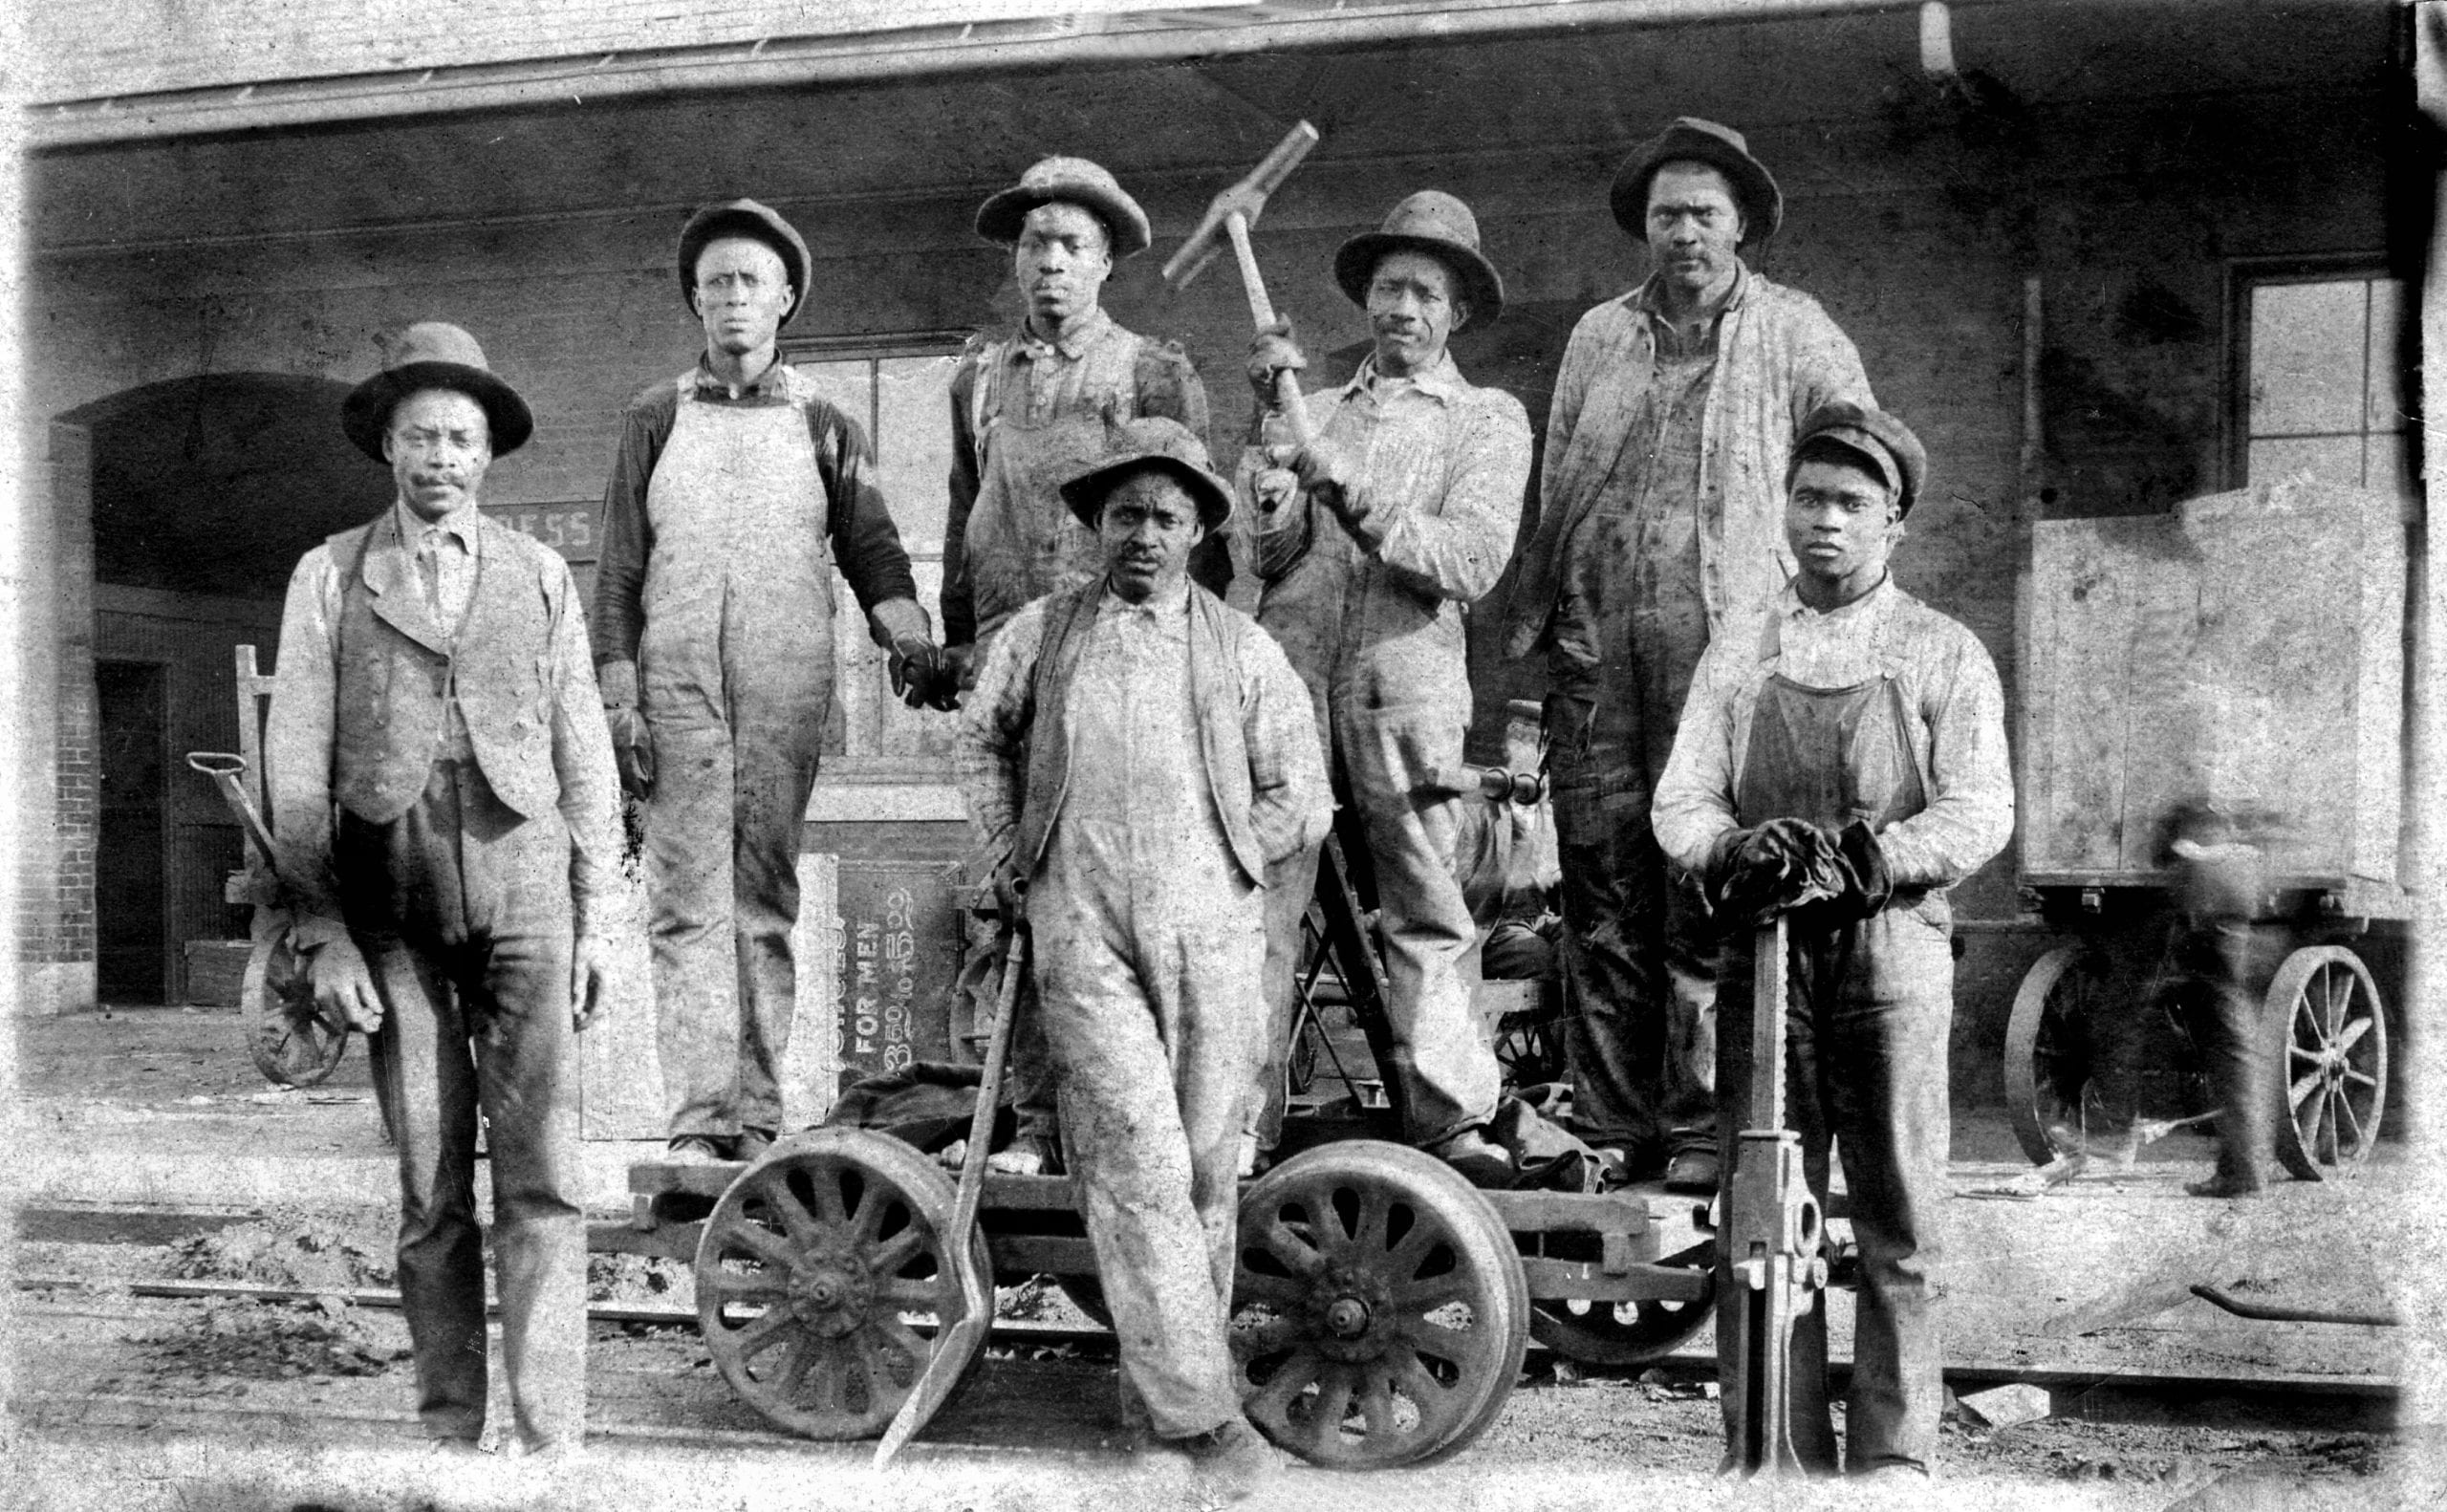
[97, 659, 170, 1004]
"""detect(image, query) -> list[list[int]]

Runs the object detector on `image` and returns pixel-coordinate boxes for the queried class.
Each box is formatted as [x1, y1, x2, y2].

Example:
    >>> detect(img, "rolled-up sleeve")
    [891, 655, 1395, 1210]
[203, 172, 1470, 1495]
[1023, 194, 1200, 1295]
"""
[265, 548, 347, 941]
[1878, 630, 2015, 886]
[1349, 390, 1532, 604]
[953, 598, 1046, 853]
[1652, 642, 1745, 875]
[1239, 623, 1332, 864]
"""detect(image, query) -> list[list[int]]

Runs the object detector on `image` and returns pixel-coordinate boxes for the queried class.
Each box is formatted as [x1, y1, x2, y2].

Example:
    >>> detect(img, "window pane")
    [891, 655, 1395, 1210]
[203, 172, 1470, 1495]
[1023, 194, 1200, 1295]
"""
[791, 357, 876, 446]
[2248, 434, 2363, 489]
[2366, 277, 2411, 436]
[2248, 280, 2368, 437]
[873, 354, 961, 555]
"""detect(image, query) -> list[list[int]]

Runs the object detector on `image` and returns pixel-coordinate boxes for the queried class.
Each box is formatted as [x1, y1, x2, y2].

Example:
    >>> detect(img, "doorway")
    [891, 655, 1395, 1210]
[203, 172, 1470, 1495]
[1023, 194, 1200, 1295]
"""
[97, 659, 169, 1003]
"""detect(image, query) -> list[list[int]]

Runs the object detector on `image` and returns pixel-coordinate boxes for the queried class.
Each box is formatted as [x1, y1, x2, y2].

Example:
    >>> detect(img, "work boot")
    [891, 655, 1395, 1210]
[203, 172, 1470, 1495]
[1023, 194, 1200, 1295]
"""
[665, 1134, 728, 1165]
[1430, 1128, 1513, 1189]
[733, 1127, 777, 1165]
[1663, 1147, 1721, 1194]
[1178, 1416, 1285, 1501]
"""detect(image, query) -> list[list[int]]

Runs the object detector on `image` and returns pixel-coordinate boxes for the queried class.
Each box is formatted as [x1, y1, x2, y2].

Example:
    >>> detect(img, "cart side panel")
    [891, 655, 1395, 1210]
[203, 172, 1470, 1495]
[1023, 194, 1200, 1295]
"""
[2025, 514, 2165, 875]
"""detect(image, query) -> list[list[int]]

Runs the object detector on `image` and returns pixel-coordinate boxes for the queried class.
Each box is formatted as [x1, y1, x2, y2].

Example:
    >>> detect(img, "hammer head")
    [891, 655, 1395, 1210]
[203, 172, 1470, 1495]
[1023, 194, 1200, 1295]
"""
[1161, 120, 1319, 291]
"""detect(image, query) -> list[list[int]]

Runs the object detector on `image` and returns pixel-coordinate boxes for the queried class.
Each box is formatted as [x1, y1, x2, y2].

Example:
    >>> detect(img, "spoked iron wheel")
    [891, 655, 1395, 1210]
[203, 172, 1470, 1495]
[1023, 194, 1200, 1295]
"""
[1230, 1141, 1527, 1469]
[1490, 1000, 1567, 1091]
[1528, 1240, 1715, 1366]
[693, 1128, 989, 1439]
[2267, 945, 2388, 1180]
[245, 916, 349, 1088]
[2003, 944, 2106, 1165]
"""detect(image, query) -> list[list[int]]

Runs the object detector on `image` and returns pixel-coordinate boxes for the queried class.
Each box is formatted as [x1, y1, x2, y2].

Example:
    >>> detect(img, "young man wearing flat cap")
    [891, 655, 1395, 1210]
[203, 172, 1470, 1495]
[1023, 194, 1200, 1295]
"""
[1244, 189, 1533, 1182]
[956, 417, 1326, 1497]
[943, 155, 1220, 1175]
[268, 322, 621, 1456]
[594, 199, 945, 1164]
[1654, 402, 2012, 1480]
[1503, 118, 1876, 1196]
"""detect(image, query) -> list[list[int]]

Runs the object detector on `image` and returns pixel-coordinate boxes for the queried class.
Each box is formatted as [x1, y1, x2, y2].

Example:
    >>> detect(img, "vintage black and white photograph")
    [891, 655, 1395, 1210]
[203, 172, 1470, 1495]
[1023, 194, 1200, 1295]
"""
[3, 1, 2442, 1508]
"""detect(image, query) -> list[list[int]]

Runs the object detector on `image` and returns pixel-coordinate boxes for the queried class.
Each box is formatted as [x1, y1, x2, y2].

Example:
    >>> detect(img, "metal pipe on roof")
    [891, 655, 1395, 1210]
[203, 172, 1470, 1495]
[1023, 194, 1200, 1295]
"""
[28, 0, 2007, 150]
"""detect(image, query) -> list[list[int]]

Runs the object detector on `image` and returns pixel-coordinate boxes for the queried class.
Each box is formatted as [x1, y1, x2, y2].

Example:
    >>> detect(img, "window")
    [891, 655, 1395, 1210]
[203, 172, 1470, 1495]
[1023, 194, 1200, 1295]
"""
[2238, 271, 2416, 505]
[783, 333, 970, 781]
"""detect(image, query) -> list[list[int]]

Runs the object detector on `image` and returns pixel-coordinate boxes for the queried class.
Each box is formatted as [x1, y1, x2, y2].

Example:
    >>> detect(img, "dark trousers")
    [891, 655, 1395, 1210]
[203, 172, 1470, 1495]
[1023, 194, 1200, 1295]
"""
[1714, 903, 1953, 1475]
[339, 760, 585, 1451]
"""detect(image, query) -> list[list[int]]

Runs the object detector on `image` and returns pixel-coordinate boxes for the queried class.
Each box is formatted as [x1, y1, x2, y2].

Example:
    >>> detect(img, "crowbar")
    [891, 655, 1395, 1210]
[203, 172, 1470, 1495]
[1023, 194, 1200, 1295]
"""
[874, 919, 1029, 1466]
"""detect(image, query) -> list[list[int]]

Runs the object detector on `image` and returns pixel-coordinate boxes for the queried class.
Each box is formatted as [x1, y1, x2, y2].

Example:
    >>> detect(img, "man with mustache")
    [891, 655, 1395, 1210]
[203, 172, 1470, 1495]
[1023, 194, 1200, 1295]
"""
[1242, 190, 1531, 1182]
[594, 200, 942, 1164]
[1504, 119, 1874, 1194]
[1654, 402, 2011, 1480]
[268, 323, 620, 1455]
[942, 156, 1220, 1175]
[956, 419, 1326, 1496]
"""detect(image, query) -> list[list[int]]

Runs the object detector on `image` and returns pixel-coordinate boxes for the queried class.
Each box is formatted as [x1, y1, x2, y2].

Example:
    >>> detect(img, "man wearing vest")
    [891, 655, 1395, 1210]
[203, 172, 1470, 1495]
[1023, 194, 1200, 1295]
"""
[1655, 403, 2012, 1479]
[594, 200, 942, 1164]
[1503, 119, 1874, 1194]
[942, 156, 1220, 1175]
[269, 322, 620, 1456]
[1242, 190, 1532, 1181]
[956, 418, 1326, 1498]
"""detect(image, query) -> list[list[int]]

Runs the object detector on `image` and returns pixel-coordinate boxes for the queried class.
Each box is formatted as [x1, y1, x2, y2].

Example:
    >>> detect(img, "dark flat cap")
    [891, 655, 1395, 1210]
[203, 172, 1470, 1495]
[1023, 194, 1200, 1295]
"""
[1790, 401, 1927, 516]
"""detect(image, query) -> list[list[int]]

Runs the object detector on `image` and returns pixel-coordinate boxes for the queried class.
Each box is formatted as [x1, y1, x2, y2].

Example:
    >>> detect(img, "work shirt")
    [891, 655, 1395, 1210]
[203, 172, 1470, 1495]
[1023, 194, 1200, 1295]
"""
[271, 505, 623, 939]
[592, 357, 920, 668]
[1505, 266, 1872, 664]
[1653, 577, 2014, 891]
[942, 310, 1211, 648]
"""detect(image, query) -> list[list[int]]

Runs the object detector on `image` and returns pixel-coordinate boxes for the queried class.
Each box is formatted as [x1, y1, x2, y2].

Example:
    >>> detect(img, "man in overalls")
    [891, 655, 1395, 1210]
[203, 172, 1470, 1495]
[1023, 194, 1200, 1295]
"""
[1503, 119, 1873, 1194]
[1653, 403, 2012, 1480]
[1243, 191, 1533, 1181]
[942, 157, 1218, 1173]
[955, 418, 1327, 1496]
[595, 200, 942, 1163]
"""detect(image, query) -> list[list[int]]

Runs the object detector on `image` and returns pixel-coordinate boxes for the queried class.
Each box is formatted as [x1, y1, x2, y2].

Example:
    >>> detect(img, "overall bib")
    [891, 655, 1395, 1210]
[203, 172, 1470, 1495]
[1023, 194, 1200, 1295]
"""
[640, 385, 836, 1140]
[1713, 621, 1953, 1476]
[962, 339, 1137, 650]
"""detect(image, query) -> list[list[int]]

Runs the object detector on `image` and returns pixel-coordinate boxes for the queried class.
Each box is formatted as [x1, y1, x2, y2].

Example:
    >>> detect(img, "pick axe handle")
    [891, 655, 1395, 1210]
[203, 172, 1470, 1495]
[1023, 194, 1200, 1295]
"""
[1226, 210, 1318, 448]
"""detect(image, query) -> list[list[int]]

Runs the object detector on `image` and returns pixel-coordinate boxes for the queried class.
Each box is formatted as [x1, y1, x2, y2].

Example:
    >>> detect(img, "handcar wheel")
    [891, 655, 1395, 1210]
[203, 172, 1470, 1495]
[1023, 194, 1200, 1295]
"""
[1527, 1239, 1715, 1366]
[1230, 1140, 1528, 1469]
[2267, 945, 2388, 1180]
[245, 915, 349, 1089]
[694, 1128, 990, 1439]
[2003, 944, 2100, 1166]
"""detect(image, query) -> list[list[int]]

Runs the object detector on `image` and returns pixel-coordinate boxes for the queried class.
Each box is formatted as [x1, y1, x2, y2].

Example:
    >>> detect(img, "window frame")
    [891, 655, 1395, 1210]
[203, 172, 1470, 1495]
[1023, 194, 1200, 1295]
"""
[2221, 252, 2407, 493]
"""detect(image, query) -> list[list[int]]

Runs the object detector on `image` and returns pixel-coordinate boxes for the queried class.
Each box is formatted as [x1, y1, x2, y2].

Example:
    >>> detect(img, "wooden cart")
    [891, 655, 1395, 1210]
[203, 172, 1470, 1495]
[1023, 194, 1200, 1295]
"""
[2004, 478, 2406, 1177]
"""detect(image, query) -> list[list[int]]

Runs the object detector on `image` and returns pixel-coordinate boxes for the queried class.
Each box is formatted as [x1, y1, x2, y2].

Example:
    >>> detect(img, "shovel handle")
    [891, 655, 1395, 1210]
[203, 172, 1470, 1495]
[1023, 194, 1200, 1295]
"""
[948, 926, 1028, 1244]
[188, 752, 283, 881]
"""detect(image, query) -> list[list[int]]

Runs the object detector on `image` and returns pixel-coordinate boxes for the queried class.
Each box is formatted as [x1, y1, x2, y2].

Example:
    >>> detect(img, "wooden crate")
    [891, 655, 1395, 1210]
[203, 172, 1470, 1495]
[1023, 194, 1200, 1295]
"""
[2021, 478, 2407, 908]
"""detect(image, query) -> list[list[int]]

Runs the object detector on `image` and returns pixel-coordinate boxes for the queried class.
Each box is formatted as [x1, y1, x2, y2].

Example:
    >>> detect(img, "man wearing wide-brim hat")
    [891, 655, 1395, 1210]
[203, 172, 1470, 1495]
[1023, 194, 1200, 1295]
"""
[269, 321, 622, 1455]
[1499, 117, 1876, 1198]
[942, 155, 1222, 1177]
[1242, 189, 1533, 1183]
[593, 199, 942, 1166]
[955, 416, 1326, 1493]
[1655, 402, 2010, 1479]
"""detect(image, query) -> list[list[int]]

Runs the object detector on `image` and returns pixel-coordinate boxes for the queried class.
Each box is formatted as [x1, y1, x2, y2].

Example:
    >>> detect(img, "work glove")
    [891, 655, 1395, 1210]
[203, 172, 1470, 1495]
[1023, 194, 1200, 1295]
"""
[1711, 817, 1844, 927]
[1265, 436, 1370, 542]
[1828, 819, 1895, 921]
[942, 642, 977, 693]
[1246, 318, 1308, 405]
[597, 659, 654, 799]
[870, 598, 959, 712]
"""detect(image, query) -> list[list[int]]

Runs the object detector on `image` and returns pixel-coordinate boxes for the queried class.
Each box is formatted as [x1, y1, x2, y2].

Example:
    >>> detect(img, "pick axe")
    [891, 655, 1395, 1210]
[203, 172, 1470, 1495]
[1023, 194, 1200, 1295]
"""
[1162, 121, 1320, 443]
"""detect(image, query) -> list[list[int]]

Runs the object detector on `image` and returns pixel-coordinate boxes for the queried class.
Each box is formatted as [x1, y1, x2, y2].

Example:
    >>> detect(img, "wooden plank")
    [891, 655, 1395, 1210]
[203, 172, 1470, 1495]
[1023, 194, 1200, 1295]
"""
[1516, 1258, 1712, 1305]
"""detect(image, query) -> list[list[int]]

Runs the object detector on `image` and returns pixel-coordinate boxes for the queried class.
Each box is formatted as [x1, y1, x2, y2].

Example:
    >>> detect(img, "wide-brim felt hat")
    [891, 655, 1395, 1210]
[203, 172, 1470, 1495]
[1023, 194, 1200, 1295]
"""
[975, 157, 1152, 259]
[1791, 400, 1927, 517]
[341, 322, 533, 462]
[1058, 416, 1234, 533]
[1333, 189, 1505, 322]
[677, 199, 812, 325]
[1610, 117, 1783, 245]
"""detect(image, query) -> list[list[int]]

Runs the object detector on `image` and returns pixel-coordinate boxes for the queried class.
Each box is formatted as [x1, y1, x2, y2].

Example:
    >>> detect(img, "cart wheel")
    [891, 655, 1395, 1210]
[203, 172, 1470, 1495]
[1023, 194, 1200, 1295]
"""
[2003, 944, 2101, 1166]
[1528, 1239, 1715, 1366]
[2267, 946, 2388, 1180]
[246, 923, 349, 1089]
[694, 1128, 990, 1439]
[1491, 1001, 1567, 1090]
[1230, 1141, 1527, 1469]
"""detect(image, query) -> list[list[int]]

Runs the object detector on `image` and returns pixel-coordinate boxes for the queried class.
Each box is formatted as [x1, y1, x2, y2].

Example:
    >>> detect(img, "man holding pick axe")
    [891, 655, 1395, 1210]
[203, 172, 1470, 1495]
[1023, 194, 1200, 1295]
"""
[1653, 403, 2010, 1479]
[955, 417, 1328, 1495]
[1242, 191, 1533, 1181]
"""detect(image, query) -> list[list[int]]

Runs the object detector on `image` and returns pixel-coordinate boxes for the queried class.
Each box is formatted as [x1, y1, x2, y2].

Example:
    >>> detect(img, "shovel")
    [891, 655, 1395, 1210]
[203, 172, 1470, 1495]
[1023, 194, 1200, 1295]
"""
[874, 918, 1029, 1466]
